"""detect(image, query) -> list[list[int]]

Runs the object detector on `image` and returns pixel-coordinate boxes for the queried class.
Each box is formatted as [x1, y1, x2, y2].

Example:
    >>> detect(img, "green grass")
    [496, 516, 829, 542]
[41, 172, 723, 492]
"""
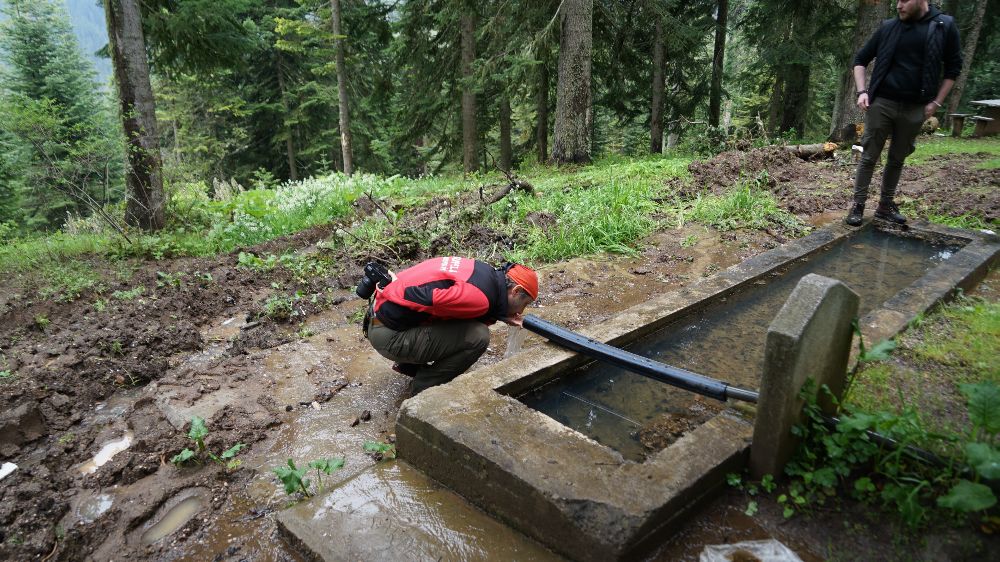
[912, 298, 999, 382]
[487, 156, 691, 262]
[0, 232, 109, 275]
[847, 294, 1000, 440]
[676, 174, 806, 233]
[975, 157, 1000, 170]
[908, 136, 1000, 164]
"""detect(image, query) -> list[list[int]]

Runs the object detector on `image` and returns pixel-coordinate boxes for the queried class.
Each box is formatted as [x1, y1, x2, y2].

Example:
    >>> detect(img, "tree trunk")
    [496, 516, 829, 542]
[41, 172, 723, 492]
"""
[103, 0, 164, 231]
[552, 0, 593, 164]
[780, 63, 810, 135]
[767, 73, 785, 133]
[331, 0, 354, 175]
[275, 54, 298, 181]
[946, 0, 988, 120]
[461, 12, 478, 173]
[535, 50, 549, 163]
[708, 0, 728, 127]
[649, 18, 665, 153]
[830, 0, 887, 141]
[499, 96, 512, 172]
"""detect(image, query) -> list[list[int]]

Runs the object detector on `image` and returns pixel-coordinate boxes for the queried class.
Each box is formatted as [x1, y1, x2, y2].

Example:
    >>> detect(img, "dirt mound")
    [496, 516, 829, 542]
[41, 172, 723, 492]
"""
[685, 145, 999, 224]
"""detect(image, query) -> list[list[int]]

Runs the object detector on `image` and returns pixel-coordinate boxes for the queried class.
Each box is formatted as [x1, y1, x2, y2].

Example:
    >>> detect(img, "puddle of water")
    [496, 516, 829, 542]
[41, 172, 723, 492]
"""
[78, 492, 115, 523]
[141, 494, 206, 545]
[79, 430, 134, 475]
[91, 387, 144, 424]
[0, 462, 17, 481]
[521, 226, 964, 461]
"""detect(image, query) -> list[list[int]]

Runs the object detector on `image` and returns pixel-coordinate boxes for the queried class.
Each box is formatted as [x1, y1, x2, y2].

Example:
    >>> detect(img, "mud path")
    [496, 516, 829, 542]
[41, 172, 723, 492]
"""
[0, 147, 995, 560]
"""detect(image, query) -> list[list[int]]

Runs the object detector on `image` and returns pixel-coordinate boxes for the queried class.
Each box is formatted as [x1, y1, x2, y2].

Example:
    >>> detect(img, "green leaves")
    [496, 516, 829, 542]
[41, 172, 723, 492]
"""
[171, 449, 196, 465]
[965, 443, 1000, 480]
[172, 416, 244, 470]
[937, 480, 997, 513]
[363, 440, 396, 461]
[309, 458, 345, 474]
[961, 382, 1000, 435]
[274, 459, 311, 497]
[273, 457, 345, 499]
[858, 339, 897, 364]
[188, 416, 209, 451]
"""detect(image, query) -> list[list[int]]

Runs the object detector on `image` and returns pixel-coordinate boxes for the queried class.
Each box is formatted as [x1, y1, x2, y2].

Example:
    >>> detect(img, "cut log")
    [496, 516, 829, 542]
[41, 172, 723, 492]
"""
[781, 142, 838, 160]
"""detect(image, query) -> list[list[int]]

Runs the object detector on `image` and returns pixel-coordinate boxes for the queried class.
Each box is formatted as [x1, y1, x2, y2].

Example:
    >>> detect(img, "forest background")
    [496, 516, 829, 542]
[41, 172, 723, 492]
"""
[0, 0, 998, 236]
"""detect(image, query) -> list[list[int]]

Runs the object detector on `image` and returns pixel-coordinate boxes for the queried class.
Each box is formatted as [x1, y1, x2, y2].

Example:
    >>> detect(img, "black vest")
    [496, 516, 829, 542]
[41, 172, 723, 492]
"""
[868, 13, 954, 103]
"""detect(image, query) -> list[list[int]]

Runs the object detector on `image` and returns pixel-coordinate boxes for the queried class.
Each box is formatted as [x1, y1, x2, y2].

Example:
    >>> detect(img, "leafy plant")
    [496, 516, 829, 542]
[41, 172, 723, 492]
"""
[273, 457, 345, 499]
[237, 251, 277, 271]
[0, 370, 16, 383]
[34, 315, 50, 330]
[937, 383, 1000, 514]
[111, 286, 144, 300]
[261, 293, 300, 322]
[171, 416, 246, 470]
[363, 440, 396, 461]
[156, 271, 187, 288]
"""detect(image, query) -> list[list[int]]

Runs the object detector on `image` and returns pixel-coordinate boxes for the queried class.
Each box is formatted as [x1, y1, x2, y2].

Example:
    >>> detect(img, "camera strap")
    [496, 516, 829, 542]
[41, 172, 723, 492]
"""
[362, 297, 375, 338]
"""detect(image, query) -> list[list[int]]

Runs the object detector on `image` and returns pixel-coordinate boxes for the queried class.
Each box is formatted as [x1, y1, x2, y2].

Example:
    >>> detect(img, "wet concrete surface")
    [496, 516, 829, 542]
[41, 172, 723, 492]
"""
[276, 461, 560, 561]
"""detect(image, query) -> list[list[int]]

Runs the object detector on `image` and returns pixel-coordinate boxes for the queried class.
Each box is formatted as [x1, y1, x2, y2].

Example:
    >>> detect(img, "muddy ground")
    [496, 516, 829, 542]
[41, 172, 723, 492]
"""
[1, 147, 997, 561]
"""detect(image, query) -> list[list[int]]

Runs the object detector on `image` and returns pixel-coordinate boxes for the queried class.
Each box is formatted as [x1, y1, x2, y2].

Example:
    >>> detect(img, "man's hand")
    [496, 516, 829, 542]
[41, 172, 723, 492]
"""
[923, 102, 938, 120]
[857, 92, 870, 111]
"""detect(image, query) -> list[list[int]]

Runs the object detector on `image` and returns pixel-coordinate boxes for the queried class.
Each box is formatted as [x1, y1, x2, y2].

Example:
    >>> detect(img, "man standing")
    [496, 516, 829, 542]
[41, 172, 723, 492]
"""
[365, 257, 538, 395]
[846, 0, 962, 227]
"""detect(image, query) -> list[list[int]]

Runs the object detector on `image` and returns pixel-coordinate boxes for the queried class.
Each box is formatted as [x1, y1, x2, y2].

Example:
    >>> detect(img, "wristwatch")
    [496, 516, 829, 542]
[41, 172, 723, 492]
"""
[857, 90, 868, 96]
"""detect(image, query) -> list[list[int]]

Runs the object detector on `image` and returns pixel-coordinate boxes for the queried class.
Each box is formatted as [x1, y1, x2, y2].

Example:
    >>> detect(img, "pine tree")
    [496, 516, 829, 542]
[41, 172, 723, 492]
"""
[0, 0, 124, 231]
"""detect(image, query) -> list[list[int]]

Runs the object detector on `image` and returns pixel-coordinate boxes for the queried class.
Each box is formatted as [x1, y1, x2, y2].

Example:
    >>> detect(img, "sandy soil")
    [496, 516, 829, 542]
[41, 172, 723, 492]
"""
[0, 147, 996, 561]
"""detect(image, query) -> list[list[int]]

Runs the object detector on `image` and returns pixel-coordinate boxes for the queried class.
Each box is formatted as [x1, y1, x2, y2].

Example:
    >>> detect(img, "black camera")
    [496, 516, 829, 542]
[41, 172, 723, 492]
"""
[356, 262, 392, 299]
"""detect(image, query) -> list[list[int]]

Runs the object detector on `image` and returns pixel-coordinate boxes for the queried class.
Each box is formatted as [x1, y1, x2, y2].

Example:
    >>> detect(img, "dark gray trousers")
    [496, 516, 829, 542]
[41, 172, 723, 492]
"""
[367, 321, 490, 394]
[853, 97, 926, 206]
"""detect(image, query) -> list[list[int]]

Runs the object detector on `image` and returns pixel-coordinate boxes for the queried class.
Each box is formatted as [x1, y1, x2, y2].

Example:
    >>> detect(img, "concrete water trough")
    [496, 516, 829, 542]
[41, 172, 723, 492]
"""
[396, 220, 998, 561]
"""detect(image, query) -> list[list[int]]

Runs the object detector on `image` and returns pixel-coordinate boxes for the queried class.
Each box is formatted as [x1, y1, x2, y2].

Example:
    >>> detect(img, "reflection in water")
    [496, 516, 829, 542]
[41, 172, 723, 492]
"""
[79, 431, 134, 475]
[78, 493, 114, 524]
[303, 462, 557, 561]
[521, 227, 963, 461]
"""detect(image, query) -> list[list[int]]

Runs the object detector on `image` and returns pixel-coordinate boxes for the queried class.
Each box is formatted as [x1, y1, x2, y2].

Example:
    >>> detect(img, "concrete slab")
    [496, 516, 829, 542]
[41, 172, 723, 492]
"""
[276, 461, 560, 561]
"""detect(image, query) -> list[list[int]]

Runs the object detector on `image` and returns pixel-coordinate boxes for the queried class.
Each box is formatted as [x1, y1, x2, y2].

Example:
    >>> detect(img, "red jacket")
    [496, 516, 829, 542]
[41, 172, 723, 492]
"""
[373, 257, 509, 331]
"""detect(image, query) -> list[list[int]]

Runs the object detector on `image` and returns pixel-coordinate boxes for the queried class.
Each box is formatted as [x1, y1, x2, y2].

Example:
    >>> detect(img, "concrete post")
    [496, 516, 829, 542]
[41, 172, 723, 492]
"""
[750, 274, 859, 479]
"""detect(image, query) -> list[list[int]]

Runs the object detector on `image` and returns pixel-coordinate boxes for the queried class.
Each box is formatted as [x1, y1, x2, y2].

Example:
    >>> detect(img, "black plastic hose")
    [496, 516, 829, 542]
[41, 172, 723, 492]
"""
[522, 314, 758, 403]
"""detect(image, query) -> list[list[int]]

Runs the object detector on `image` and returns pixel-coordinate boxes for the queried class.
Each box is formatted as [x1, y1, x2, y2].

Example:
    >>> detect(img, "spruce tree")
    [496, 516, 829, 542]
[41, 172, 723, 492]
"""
[0, 0, 124, 231]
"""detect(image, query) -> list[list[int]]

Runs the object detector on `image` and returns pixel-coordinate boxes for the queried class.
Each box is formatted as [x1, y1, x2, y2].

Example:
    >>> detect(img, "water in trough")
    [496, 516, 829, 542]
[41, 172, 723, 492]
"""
[520, 226, 964, 461]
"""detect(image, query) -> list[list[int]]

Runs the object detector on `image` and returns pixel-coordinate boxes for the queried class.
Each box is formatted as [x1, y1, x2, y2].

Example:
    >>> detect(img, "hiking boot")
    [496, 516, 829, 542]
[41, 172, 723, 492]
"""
[845, 203, 865, 227]
[392, 362, 420, 377]
[875, 201, 907, 224]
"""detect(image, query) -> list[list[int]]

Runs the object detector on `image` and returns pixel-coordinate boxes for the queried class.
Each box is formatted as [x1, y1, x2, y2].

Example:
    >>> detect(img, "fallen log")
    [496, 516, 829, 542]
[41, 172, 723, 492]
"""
[781, 142, 838, 160]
